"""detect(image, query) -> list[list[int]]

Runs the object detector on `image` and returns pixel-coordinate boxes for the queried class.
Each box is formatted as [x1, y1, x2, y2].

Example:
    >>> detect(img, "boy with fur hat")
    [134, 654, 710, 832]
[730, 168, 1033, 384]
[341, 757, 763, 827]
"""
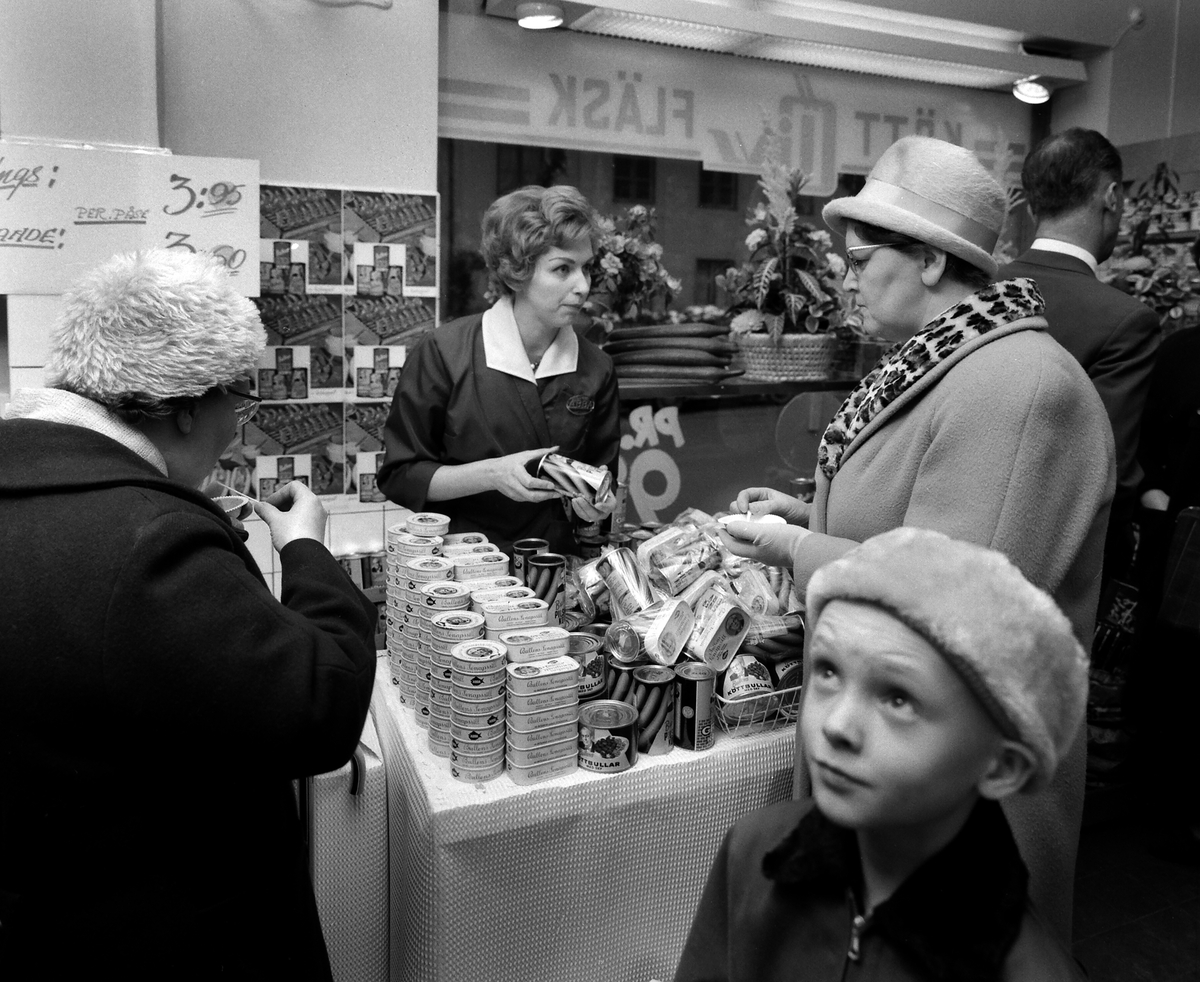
[676, 527, 1088, 982]
[0, 250, 377, 980]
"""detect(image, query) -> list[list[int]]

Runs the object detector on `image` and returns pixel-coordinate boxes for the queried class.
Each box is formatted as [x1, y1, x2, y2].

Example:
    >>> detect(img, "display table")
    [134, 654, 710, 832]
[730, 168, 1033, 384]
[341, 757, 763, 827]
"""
[371, 660, 796, 982]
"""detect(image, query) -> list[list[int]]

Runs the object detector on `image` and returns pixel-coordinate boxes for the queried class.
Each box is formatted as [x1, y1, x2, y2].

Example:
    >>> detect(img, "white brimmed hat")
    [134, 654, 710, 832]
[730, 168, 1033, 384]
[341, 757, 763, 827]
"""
[46, 249, 266, 404]
[805, 527, 1088, 793]
[823, 136, 1005, 278]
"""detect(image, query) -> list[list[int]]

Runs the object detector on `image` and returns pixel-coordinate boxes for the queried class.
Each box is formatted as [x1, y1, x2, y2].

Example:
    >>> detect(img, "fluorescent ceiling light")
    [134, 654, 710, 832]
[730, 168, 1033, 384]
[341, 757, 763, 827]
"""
[517, 2, 564, 29]
[1012, 77, 1051, 104]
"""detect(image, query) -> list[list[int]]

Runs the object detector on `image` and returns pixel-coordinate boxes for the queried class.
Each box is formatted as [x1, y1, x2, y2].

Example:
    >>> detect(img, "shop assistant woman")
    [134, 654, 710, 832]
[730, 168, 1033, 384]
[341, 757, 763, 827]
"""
[378, 185, 620, 554]
[721, 136, 1115, 944]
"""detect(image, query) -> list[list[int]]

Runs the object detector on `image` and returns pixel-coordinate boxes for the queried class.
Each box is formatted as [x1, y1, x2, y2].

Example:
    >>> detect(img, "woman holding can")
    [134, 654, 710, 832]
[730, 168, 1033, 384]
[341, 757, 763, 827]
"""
[378, 185, 619, 555]
[719, 136, 1114, 944]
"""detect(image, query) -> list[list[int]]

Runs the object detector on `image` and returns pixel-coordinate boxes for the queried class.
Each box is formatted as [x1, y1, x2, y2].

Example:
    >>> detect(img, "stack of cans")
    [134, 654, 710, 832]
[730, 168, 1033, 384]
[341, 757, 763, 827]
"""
[398, 555, 456, 726]
[383, 520, 443, 696]
[448, 640, 509, 783]
[506, 655, 582, 786]
[418, 581, 475, 755]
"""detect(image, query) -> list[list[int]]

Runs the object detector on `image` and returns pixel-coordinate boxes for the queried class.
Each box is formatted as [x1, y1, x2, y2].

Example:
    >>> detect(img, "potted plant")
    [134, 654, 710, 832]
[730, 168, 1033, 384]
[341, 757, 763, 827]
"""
[583, 204, 682, 334]
[1100, 162, 1200, 335]
[717, 149, 852, 381]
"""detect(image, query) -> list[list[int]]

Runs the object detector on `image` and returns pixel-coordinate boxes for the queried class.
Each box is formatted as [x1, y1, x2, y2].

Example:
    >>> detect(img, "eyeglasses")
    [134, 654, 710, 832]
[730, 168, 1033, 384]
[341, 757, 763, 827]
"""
[845, 243, 890, 275]
[218, 384, 263, 426]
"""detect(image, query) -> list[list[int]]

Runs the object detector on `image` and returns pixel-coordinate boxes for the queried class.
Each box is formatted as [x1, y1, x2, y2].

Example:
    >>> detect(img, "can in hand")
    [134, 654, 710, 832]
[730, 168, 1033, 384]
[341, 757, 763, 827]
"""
[535, 453, 614, 507]
[512, 537, 549, 586]
[525, 552, 567, 627]
[673, 662, 716, 751]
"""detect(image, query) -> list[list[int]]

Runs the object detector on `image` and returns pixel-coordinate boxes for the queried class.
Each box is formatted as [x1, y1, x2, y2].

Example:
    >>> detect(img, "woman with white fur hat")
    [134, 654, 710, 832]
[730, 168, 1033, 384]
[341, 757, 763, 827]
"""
[0, 249, 378, 979]
[719, 136, 1115, 943]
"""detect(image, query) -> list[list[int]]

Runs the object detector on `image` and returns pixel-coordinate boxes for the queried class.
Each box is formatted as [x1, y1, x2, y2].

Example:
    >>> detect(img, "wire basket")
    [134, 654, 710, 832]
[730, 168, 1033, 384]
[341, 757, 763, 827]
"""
[733, 332, 839, 382]
[714, 684, 803, 737]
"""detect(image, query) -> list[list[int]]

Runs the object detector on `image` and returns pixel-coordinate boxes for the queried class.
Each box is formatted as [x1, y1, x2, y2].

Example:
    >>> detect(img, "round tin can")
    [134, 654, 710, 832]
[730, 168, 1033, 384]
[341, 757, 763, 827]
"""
[603, 621, 643, 664]
[427, 728, 451, 758]
[430, 609, 485, 642]
[406, 512, 451, 538]
[567, 632, 606, 700]
[453, 666, 508, 689]
[452, 745, 505, 770]
[511, 537, 549, 585]
[632, 665, 675, 756]
[673, 662, 716, 752]
[578, 700, 639, 773]
[525, 553, 567, 626]
[419, 580, 473, 609]
[606, 656, 649, 703]
[450, 639, 508, 673]
[451, 727, 506, 755]
[450, 757, 504, 783]
[387, 529, 443, 557]
[452, 706, 506, 729]
[442, 531, 490, 547]
[450, 690, 506, 717]
[402, 556, 456, 589]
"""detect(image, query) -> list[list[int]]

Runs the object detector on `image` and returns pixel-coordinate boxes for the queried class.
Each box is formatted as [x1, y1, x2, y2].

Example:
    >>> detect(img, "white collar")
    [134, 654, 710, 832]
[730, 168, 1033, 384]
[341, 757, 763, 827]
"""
[1031, 238, 1099, 277]
[481, 296, 578, 382]
[3, 387, 169, 475]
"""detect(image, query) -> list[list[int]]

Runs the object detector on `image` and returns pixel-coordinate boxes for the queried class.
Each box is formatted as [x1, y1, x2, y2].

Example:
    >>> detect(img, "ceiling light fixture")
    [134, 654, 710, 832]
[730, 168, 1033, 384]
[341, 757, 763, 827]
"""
[516, 2, 564, 30]
[1012, 76, 1050, 104]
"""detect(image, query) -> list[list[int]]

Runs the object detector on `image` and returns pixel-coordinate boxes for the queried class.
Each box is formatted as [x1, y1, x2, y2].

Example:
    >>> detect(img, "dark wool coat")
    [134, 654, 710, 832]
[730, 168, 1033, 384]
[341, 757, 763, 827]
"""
[377, 311, 620, 555]
[676, 798, 1086, 982]
[1000, 249, 1161, 513]
[0, 419, 378, 980]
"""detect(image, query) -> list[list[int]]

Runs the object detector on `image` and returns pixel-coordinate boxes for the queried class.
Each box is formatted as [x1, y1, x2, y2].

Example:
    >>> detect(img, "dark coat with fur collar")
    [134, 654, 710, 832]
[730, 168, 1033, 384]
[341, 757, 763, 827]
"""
[0, 419, 378, 980]
[676, 798, 1085, 982]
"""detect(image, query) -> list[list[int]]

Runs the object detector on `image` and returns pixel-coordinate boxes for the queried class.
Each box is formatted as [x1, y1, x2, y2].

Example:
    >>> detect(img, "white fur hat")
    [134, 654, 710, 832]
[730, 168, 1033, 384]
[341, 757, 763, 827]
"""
[805, 527, 1088, 793]
[823, 136, 1005, 278]
[46, 249, 266, 404]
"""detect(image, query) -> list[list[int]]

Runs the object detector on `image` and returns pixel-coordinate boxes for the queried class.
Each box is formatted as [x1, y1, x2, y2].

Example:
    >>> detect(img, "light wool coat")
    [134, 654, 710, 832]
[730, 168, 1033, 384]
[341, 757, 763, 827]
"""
[791, 318, 1115, 944]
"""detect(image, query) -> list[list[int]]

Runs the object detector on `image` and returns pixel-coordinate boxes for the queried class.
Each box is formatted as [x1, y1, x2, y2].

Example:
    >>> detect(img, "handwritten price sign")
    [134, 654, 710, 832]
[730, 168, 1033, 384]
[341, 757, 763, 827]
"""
[0, 141, 258, 295]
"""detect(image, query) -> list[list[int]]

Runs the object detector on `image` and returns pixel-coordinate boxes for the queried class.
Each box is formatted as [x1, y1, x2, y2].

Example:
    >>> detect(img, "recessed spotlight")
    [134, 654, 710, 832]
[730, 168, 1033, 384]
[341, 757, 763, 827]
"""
[516, 2, 564, 30]
[1012, 76, 1050, 104]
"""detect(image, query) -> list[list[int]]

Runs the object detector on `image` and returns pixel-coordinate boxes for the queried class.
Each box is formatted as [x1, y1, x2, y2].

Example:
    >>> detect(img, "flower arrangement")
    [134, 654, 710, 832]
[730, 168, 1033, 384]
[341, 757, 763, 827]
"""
[718, 153, 849, 341]
[584, 205, 682, 332]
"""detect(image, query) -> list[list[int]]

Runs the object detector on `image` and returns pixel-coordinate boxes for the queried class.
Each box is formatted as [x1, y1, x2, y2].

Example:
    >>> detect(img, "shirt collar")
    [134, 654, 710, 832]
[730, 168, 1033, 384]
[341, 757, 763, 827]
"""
[1031, 237, 1100, 276]
[4, 387, 169, 475]
[481, 296, 579, 383]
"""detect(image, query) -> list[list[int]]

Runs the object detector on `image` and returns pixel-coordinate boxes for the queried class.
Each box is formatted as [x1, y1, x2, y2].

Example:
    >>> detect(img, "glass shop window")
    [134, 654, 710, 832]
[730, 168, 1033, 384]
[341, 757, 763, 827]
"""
[612, 155, 656, 204]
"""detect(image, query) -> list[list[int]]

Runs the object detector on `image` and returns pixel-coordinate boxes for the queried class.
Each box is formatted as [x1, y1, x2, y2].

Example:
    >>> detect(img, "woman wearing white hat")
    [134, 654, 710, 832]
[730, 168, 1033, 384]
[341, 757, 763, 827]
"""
[721, 135, 1115, 943]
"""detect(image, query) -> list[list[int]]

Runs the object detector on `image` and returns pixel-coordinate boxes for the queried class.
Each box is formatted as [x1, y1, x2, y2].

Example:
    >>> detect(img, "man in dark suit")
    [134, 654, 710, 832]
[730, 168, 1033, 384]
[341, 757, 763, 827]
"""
[1001, 128, 1161, 582]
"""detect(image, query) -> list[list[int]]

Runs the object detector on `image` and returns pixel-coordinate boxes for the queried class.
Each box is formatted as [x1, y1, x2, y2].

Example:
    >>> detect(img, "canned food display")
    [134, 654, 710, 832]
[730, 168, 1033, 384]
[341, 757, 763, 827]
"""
[512, 537, 549, 586]
[430, 610, 486, 641]
[508, 751, 577, 786]
[631, 666, 675, 755]
[481, 598, 550, 632]
[507, 684, 579, 715]
[505, 655, 582, 696]
[567, 633, 606, 700]
[406, 512, 452, 538]
[441, 531, 490, 547]
[450, 640, 508, 673]
[497, 626, 571, 664]
[450, 757, 505, 784]
[578, 700, 638, 773]
[525, 553, 567, 626]
[505, 737, 577, 769]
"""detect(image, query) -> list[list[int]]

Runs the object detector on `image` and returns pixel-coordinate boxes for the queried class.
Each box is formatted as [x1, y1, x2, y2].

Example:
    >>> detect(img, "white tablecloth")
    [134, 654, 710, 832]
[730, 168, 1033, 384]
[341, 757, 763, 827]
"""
[372, 660, 796, 982]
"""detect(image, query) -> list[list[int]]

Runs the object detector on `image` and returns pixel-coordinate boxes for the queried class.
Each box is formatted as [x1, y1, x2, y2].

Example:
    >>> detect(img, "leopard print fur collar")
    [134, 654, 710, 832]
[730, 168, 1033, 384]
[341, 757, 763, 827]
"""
[818, 278, 1045, 481]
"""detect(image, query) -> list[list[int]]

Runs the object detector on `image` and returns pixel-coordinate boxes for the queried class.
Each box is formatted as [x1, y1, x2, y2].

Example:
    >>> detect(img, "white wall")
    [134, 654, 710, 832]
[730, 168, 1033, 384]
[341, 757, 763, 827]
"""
[158, 0, 438, 190]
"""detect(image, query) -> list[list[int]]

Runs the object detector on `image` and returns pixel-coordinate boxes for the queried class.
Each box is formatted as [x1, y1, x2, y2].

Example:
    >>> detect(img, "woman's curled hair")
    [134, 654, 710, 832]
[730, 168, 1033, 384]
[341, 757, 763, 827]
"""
[481, 185, 600, 297]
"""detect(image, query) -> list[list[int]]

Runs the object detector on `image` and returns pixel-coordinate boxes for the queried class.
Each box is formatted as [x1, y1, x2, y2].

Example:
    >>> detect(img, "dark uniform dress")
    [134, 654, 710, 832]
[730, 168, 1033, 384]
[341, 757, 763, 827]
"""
[378, 301, 620, 555]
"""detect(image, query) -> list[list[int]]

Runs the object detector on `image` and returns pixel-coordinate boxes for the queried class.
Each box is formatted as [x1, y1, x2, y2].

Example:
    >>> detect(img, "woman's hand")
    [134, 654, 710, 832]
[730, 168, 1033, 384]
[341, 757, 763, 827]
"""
[489, 446, 562, 503]
[718, 520, 811, 569]
[730, 487, 811, 527]
[254, 481, 328, 552]
[570, 487, 617, 524]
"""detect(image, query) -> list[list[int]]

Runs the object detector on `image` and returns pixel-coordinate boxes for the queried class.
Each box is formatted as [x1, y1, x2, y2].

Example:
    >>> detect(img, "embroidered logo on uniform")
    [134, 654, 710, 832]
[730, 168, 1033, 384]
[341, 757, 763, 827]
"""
[566, 395, 594, 415]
